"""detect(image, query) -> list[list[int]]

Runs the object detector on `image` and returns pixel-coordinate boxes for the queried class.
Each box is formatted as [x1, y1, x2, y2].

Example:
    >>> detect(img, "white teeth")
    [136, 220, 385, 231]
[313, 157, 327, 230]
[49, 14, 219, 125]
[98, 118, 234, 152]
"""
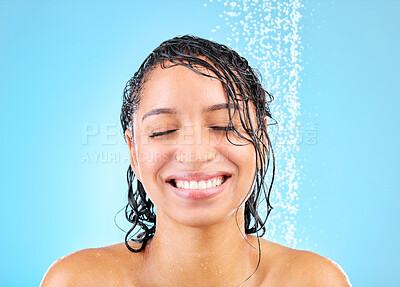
[212, 178, 217, 186]
[189, 181, 197, 189]
[184, 181, 189, 189]
[198, 181, 206, 189]
[174, 177, 225, 190]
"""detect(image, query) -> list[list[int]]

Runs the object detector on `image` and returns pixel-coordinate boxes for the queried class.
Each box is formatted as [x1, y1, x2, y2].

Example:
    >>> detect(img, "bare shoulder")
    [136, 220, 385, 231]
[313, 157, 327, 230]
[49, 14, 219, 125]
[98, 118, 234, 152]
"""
[290, 248, 351, 286]
[257, 239, 352, 287]
[40, 242, 140, 287]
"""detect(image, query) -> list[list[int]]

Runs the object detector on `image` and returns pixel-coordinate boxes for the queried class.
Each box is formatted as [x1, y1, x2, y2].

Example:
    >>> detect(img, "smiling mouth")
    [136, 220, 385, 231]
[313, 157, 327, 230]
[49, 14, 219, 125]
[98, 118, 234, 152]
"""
[167, 175, 230, 189]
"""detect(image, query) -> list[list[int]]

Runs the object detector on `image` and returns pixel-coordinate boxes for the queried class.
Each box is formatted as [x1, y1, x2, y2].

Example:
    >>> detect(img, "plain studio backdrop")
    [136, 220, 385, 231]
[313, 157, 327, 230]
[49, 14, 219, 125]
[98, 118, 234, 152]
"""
[1, 0, 399, 286]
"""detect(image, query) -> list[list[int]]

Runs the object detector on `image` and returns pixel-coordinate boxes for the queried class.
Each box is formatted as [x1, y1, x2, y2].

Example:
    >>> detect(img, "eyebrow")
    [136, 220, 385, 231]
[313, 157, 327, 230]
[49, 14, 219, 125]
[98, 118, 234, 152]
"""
[141, 103, 233, 122]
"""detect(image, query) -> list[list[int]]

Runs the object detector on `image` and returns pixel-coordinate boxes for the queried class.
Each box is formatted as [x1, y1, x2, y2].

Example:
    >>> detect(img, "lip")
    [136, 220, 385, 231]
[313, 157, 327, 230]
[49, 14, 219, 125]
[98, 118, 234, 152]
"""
[166, 175, 231, 200]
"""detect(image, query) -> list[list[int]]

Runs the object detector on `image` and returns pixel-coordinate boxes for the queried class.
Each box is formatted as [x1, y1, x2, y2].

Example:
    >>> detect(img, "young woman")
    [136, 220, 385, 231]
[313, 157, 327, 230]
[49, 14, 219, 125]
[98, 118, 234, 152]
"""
[41, 35, 351, 287]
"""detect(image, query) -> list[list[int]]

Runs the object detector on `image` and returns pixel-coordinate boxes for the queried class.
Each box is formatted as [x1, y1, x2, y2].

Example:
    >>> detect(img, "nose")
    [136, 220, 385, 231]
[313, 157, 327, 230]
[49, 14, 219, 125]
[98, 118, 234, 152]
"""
[174, 122, 215, 167]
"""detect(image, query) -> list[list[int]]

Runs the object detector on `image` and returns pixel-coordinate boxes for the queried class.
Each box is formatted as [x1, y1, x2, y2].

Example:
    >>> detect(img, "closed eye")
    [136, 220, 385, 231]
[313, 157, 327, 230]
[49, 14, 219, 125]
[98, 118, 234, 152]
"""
[210, 126, 235, 132]
[149, 129, 178, 138]
[149, 126, 235, 138]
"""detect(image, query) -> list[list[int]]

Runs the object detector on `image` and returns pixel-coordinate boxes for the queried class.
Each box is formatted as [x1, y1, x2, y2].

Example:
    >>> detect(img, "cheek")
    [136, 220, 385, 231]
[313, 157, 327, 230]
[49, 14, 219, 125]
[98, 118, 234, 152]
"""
[218, 132, 257, 169]
[135, 139, 172, 187]
[134, 143, 173, 209]
[137, 144, 169, 166]
[218, 141, 257, 195]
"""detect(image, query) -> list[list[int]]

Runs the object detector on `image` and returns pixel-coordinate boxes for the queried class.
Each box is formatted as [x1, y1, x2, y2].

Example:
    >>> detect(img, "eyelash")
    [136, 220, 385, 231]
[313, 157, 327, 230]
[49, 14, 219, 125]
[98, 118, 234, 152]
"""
[149, 126, 235, 138]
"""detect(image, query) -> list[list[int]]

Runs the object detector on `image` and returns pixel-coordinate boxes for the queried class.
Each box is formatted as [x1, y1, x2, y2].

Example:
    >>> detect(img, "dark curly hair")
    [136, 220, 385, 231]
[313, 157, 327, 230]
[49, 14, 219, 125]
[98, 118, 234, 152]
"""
[120, 35, 276, 260]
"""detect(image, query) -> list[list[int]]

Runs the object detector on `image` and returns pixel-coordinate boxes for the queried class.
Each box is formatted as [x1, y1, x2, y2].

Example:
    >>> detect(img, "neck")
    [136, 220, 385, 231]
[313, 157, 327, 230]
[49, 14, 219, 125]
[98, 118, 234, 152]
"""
[139, 206, 264, 286]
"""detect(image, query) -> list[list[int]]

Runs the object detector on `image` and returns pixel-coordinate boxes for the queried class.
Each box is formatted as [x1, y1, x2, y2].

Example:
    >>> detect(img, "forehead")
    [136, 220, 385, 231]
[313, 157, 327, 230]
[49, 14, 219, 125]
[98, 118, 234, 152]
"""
[139, 63, 227, 109]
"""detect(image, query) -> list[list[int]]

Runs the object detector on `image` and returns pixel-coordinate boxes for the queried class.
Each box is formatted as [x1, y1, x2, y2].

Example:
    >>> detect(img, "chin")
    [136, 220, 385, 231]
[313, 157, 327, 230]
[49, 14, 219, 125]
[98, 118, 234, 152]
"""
[165, 204, 239, 229]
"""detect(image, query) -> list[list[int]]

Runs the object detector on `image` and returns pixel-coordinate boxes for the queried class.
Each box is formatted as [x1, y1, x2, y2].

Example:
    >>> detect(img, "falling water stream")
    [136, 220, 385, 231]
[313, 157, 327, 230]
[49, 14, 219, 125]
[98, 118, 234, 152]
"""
[206, 0, 304, 248]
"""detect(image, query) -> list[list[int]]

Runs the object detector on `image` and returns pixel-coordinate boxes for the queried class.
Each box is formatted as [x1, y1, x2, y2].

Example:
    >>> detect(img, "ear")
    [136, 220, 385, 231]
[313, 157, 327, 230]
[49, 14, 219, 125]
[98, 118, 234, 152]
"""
[124, 128, 142, 182]
[256, 116, 269, 170]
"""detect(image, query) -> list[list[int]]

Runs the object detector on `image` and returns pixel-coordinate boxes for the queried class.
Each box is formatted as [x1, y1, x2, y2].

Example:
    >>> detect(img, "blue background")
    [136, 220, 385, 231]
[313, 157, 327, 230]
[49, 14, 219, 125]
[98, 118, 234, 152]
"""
[1, 0, 399, 286]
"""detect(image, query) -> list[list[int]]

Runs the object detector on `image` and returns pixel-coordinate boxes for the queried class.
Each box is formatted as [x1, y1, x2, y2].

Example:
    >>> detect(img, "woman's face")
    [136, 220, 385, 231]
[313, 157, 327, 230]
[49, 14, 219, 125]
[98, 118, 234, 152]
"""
[125, 63, 262, 228]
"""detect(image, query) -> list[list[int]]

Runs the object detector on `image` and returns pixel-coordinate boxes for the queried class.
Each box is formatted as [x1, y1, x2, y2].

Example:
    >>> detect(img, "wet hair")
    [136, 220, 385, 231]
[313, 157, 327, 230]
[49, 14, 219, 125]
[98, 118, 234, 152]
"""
[120, 34, 276, 284]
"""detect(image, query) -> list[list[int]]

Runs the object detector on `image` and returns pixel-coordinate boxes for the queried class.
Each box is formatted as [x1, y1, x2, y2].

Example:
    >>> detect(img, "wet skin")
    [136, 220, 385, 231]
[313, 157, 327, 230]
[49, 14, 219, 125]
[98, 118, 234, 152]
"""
[40, 64, 351, 287]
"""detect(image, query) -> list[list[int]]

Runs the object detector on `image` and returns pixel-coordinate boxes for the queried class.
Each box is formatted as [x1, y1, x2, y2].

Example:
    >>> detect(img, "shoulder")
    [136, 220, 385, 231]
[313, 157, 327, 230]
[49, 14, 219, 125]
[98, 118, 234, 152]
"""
[257, 239, 351, 287]
[289, 249, 351, 286]
[40, 242, 139, 287]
